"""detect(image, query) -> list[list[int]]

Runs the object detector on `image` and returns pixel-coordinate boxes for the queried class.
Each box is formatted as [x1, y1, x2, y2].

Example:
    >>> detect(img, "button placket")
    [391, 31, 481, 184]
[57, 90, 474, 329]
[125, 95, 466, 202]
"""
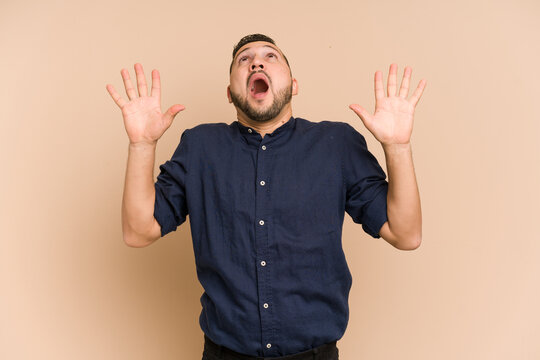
[254, 138, 276, 356]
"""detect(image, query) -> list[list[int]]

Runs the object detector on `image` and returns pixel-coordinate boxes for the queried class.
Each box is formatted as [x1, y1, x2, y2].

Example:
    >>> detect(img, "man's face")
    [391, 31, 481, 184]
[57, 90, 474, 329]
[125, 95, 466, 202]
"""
[227, 41, 298, 122]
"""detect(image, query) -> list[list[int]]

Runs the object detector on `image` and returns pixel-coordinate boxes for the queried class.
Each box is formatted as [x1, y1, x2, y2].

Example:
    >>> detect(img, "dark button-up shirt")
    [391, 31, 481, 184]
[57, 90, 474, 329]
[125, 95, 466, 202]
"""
[153, 116, 389, 357]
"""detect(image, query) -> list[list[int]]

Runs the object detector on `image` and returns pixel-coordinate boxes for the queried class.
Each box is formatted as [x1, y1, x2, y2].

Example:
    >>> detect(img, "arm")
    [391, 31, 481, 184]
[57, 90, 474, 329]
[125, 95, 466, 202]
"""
[121, 142, 162, 247]
[349, 63, 426, 250]
[378, 143, 421, 250]
[106, 63, 185, 247]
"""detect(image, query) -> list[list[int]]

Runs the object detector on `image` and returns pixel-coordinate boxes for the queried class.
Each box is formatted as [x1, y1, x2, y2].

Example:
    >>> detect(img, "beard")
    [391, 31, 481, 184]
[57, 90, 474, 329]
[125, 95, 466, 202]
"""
[229, 82, 293, 123]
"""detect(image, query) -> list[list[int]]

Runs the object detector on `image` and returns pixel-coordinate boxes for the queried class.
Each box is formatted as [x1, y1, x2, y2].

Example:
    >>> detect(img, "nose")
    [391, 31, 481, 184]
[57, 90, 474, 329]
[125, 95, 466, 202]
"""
[250, 57, 264, 71]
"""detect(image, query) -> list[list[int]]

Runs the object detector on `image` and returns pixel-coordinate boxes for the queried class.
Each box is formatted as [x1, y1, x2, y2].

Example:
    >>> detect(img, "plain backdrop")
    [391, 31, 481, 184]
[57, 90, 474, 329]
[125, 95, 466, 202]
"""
[1, 0, 539, 359]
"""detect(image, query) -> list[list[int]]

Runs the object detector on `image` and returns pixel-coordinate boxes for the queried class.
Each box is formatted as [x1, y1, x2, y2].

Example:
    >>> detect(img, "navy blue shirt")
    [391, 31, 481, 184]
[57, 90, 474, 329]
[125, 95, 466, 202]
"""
[153, 116, 389, 357]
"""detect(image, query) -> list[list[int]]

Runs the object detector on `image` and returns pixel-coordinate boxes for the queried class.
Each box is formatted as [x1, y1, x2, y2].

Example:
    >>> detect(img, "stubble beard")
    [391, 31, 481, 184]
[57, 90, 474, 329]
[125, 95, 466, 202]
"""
[229, 82, 293, 123]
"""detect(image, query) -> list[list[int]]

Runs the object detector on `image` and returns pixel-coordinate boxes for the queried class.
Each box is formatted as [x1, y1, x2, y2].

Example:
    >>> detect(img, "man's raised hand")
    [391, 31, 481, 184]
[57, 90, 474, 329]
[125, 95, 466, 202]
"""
[106, 63, 185, 145]
[349, 63, 426, 146]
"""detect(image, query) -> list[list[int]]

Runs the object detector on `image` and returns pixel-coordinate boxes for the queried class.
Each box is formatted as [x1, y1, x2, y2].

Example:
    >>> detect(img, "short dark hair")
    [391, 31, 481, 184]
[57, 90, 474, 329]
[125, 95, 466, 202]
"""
[229, 33, 291, 74]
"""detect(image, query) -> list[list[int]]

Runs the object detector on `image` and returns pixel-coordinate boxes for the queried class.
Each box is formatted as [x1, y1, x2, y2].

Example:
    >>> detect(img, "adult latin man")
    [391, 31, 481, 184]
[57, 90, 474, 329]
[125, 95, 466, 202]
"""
[106, 34, 425, 359]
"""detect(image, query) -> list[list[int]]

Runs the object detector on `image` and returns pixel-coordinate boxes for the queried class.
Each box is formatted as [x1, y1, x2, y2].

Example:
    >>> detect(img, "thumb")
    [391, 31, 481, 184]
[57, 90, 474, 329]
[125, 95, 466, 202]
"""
[349, 104, 372, 128]
[163, 104, 185, 124]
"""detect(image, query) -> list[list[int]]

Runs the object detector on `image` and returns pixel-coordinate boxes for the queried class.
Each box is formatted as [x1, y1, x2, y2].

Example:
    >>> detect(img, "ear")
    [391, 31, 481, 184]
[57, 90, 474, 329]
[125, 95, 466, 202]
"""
[292, 78, 299, 96]
[227, 86, 232, 103]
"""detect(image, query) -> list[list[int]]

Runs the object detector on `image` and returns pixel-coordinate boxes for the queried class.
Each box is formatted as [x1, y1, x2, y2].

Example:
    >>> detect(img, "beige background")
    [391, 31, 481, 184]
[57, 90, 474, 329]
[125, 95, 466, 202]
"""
[1, 0, 539, 359]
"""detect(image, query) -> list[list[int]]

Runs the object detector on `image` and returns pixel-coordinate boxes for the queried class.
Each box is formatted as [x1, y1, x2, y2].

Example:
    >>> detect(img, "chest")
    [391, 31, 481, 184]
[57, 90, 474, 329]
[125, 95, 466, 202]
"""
[189, 138, 344, 233]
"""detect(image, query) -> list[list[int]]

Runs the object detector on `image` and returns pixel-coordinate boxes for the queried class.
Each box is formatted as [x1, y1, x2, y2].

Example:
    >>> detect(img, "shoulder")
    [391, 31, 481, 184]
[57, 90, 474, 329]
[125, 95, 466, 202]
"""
[295, 117, 356, 132]
[295, 117, 346, 129]
[294, 117, 350, 137]
[184, 122, 230, 138]
[178, 122, 233, 147]
[335, 121, 368, 144]
[295, 118, 366, 142]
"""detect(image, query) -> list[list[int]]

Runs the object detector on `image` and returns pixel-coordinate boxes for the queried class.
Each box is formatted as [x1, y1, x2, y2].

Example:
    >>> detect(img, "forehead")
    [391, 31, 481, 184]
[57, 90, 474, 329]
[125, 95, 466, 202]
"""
[234, 41, 284, 59]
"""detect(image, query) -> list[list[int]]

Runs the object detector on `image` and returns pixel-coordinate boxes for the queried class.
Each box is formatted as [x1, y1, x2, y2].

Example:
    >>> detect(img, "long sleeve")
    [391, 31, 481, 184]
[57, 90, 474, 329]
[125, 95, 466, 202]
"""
[341, 123, 389, 238]
[153, 129, 191, 237]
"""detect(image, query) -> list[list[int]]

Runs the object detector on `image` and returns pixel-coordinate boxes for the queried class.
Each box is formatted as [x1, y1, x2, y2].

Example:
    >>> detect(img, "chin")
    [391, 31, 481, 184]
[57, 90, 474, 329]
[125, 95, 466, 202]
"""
[249, 95, 274, 106]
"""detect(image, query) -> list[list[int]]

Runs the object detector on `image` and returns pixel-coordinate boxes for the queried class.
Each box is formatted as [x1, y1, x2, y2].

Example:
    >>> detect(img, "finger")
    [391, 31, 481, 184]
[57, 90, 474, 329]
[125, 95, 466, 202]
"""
[387, 63, 397, 97]
[134, 63, 148, 97]
[374, 70, 384, 103]
[162, 104, 186, 124]
[409, 79, 427, 107]
[349, 104, 373, 128]
[398, 66, 412, 98]
[105, 84, 127, 108]
[121, 68, 138, 100]
[150, 69, 161, 103]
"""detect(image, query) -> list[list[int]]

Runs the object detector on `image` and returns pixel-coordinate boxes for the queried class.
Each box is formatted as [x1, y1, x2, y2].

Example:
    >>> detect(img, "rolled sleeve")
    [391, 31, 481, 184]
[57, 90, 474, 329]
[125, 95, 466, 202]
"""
[341, 123, 388, 239]
[154, 129, 190, 237]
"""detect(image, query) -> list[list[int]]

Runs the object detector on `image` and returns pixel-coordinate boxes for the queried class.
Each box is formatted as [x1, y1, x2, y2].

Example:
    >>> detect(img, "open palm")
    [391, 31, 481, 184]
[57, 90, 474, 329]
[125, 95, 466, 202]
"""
[106, 63, 185, 145]
[349, 63, 426, 145]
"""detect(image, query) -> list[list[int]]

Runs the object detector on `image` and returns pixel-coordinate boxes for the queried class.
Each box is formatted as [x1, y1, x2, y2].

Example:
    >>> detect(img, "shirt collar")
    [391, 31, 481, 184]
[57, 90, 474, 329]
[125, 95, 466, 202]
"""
[235, 116, 296, 146]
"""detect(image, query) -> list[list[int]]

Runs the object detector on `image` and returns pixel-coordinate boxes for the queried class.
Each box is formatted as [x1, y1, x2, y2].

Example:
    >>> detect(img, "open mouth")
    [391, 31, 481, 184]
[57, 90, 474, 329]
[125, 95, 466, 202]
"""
[249, 75, 269, 99]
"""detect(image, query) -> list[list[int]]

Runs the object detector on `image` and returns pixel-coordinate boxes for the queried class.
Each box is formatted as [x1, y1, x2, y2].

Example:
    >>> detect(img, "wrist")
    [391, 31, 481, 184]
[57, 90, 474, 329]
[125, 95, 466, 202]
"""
[382, 142, 411, 153]
[129, 141, 157, 149]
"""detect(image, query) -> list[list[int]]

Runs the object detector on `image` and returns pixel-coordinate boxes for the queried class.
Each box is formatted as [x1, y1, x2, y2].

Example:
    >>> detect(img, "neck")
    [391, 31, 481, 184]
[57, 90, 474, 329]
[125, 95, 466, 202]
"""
[237, 104, 293, 138]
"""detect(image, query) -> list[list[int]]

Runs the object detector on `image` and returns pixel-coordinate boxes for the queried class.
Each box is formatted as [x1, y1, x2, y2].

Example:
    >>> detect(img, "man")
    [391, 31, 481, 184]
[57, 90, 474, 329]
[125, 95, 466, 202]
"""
[106, 33, 425, 360]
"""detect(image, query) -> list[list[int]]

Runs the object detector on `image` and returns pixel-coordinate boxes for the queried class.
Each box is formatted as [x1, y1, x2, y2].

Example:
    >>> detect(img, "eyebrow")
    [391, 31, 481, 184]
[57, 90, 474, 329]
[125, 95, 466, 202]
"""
[234, 45, 280, 61]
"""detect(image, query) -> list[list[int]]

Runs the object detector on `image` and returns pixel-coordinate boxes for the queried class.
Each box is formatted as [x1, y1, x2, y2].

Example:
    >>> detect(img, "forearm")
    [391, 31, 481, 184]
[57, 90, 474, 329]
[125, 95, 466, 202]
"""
[382, 142, 422, 245]
[122, 142, 158, 242]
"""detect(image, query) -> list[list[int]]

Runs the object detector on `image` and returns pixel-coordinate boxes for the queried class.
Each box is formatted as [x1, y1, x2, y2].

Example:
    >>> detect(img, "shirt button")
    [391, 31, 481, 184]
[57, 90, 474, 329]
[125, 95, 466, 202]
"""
[263, 303, 269, 308]
[259, 220, 264, 226]
[248, 128, 252, 133]
[260, 260, 266, 266]
[267, 343, 272, 349]
[261, 145, 266, 150]
[260, 180, 265, 186]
